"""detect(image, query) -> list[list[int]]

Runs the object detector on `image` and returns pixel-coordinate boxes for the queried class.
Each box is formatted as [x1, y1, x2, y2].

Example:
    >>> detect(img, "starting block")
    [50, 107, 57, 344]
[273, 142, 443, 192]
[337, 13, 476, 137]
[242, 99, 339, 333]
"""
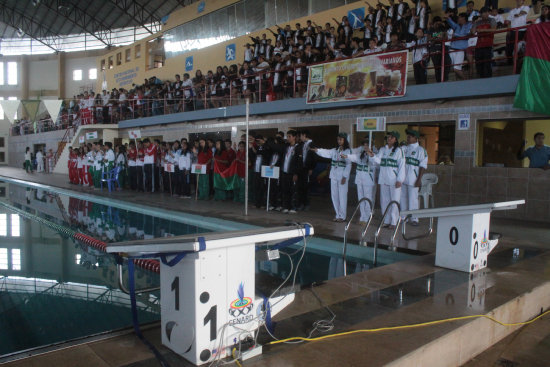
[106, 224, 313, 365]
[401, 200, 524, 273]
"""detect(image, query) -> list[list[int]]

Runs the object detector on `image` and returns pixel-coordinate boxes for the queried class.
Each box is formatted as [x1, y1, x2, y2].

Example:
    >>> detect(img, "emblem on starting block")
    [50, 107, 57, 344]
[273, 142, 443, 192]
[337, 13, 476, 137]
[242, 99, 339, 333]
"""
[229, 283, 254, 324]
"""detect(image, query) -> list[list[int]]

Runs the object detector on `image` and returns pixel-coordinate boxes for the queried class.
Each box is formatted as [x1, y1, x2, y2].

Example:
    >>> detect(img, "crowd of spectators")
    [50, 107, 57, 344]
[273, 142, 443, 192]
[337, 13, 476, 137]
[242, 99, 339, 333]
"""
[12, 0, 548, 135]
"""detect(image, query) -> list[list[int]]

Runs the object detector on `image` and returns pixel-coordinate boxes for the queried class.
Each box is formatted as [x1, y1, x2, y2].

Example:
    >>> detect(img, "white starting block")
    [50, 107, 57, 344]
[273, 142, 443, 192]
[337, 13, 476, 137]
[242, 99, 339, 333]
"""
[106, 224, 313, 365]
[401, 200, 524, 273]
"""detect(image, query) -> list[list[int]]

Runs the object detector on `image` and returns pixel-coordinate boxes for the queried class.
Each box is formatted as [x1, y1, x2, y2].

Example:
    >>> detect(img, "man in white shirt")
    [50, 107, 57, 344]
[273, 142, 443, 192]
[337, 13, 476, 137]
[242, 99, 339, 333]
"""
[505, 0, 530, 63]
[35, 149, 44, 173]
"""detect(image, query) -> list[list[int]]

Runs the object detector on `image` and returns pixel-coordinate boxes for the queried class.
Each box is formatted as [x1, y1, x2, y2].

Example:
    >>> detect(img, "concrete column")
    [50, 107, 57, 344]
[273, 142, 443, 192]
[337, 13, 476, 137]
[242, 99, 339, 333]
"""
[58, 52, 66, 99]
[20, 56, 29, 100]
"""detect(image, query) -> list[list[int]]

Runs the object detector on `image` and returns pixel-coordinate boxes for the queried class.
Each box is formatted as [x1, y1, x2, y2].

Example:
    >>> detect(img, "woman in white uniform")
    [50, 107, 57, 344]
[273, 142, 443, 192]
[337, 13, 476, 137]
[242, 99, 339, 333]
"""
[401, 129, 428, 226]
[343, 139, 378, 224]
[313, 132, 352, 222]
[369, 131, 405, 228]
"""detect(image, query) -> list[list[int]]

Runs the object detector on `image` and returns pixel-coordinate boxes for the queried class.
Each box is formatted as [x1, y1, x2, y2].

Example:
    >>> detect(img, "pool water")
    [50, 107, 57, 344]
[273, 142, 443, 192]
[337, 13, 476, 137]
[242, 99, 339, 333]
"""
[0, 181, 414, 358]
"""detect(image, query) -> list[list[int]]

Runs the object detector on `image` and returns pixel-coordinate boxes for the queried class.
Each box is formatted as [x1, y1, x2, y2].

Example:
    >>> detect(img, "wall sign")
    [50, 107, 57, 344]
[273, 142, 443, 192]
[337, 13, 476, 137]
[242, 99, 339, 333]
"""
[458, 114, 470, 130]
[185, 56, 194, 72]
[225, 44, 236, 62]
[348, 7, 365, 29]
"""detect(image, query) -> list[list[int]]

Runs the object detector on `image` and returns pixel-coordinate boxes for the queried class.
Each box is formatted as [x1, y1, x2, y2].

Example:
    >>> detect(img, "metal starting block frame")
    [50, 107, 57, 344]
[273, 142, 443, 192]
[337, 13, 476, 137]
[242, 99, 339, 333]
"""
[106, 224, 313, 366]
[401, 200, 524, 273]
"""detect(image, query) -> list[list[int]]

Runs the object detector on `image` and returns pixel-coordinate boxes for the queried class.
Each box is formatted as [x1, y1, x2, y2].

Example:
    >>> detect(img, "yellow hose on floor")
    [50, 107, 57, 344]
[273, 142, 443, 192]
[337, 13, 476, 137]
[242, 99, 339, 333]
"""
[268, 309, 550, 345]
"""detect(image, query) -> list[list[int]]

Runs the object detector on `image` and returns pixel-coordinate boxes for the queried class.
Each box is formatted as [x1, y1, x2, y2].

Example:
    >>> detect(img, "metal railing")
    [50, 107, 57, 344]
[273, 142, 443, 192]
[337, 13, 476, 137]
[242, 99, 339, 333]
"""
[373, 200, 401, 266]
[9, 24, 531, 136]
[401, 214, 434, 241]
[117, 264, 160, 295]
[342, 197, 374, 277]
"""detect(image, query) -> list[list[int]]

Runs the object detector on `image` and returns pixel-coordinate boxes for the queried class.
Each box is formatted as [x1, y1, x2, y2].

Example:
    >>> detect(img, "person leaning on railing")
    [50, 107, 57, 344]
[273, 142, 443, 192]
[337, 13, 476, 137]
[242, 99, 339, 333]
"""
[471, 7, 497, 78]
[505, 0, 530, 65]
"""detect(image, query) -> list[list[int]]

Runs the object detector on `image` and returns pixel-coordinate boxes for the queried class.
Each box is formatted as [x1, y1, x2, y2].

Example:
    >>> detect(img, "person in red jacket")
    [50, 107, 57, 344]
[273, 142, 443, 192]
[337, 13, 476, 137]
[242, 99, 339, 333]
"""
[213, 140, 229, 200]
[225, 139, 236, 164]
[195, 138, 213, 200]
[127, 142, 138, 191]
[137, 141, 145, 192]
[68, 148, 79, 184]
[143, 138, 157, 192]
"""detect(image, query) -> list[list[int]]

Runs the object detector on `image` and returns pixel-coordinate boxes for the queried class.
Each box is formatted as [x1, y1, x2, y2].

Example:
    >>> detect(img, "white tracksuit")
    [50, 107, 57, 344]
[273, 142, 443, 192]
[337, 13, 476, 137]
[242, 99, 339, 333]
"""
[347, 148, 378, 222]
[401, 142, 428, 222]
[372, 145, 405, 225]
[316, 147, 352, 220]
[36, 151, 44, 172]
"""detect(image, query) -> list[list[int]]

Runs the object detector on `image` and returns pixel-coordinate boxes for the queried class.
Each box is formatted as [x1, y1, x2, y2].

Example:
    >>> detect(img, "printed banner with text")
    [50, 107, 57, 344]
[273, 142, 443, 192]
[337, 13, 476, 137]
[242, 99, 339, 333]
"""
[306, 50, 408, 104]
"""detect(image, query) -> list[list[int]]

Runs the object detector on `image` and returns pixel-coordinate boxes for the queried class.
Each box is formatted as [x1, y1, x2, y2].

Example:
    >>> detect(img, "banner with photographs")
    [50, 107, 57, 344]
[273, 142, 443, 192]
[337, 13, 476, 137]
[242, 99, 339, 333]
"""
[306, 50, 408, 104]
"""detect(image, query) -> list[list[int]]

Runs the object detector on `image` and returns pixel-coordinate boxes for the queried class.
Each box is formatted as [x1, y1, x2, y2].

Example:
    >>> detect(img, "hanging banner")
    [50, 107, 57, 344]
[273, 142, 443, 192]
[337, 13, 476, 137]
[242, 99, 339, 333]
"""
[0, 100, 20, 123]
[86, 131, 98, 140]
[21, 100, 41, 122]
[306, 50, 408, 104]
[129, 129, 141, 139]
[43, 99, 63, 125]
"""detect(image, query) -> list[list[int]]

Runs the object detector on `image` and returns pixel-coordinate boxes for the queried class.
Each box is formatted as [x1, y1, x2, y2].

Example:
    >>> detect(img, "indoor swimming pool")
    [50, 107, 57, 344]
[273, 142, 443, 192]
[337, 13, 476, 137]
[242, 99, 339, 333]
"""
[0, 180, 414, 358]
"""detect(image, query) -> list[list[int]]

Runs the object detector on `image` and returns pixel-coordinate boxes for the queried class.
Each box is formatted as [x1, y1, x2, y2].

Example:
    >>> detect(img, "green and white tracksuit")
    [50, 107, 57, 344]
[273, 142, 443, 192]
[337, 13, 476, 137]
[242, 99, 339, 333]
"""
[348, 147, 378, 222]
[315, 147, 352, 220]
[372, 145, 405, 226]
[401, 142, 428, 223]
[94, 151, 104, 188]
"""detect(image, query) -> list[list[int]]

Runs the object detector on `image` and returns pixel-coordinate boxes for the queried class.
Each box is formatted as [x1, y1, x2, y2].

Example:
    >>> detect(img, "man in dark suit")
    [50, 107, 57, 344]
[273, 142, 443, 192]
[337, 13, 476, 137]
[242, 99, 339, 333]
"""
[268, 130, 303, 213]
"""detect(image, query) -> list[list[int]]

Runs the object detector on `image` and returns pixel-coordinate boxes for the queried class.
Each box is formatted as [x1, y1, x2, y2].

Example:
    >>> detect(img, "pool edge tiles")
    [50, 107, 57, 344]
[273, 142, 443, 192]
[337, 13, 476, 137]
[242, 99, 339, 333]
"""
[0, 175, 255, 233]
[1, 175, 418, 266]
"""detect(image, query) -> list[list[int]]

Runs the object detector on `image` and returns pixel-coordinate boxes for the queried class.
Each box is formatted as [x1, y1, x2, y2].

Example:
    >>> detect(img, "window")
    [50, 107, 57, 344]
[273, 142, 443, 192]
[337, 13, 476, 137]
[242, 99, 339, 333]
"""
[8, 96, 18, 120]
[11, 214, 20, 237]
[0, 137, 4, 147]
[125, 48, 131, 62]
[89, 68, 97, 80]
[0, 214, 6, 236]
[108, 56, 114, 69]
[101, 59, 106, 71]
[11, 249, 21, 271]
[135, 44, 141, 58]
[0, 153, 4, 163]
[75, 253, 81, 264]
[73, 69, 82, 81]
[7, 62, 17, 85]
[0, 97, 4, 120]
[0, 248, 7, 270]
[477, 119, 550, 167]
[0, 62, 3, 85]
[116, 52, 122, 66]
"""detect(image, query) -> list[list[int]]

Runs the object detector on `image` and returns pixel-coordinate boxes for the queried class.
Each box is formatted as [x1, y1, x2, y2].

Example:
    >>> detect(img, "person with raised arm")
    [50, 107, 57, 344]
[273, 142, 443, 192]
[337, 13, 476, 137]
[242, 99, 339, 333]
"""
[312, 132, 352, 222]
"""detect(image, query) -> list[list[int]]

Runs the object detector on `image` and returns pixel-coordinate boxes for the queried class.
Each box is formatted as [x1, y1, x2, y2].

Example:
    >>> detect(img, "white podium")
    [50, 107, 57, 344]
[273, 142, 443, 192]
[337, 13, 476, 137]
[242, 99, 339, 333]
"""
[107, 225, 313, 365]
[401, 201, 524, 273]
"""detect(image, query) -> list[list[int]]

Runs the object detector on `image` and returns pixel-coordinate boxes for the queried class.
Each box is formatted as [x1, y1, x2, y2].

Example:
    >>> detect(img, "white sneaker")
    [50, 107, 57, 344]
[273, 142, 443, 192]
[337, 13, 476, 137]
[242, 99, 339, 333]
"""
[282, 209, 289, 214]
[289, 209, 297, 214]
[268, 206, 275, 211]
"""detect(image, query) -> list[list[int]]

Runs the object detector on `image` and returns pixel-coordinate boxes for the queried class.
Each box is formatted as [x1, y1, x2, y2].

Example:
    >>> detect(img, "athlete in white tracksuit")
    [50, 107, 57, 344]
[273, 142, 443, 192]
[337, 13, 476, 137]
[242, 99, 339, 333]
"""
[345, 140, 378, 223]
[314, 133, 352, 222]
[401, 130, 428, 225]
[370, 131, 405, 227]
